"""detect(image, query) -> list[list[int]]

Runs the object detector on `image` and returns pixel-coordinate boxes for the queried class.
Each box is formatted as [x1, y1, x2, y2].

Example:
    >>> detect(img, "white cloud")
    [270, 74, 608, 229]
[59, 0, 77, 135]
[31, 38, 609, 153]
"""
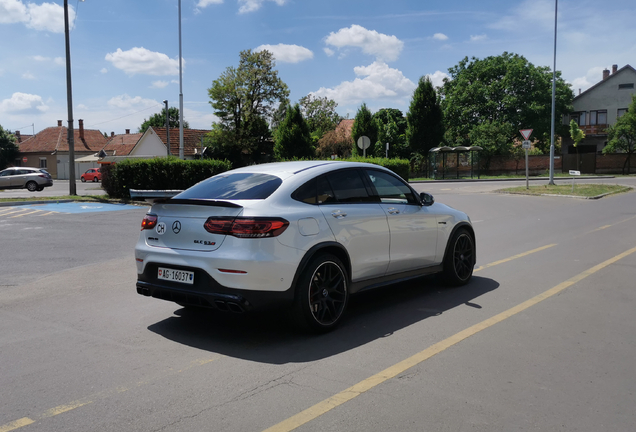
[570, 66, 605, 93]
[0, 92, 49, 113]
[54, 57, 64, 66]
[255, 44, 313, 63]
[312, 61, 416, 106]
[427, 71, 449, 88]
[324, 47, 335, 57]
[490, 0, 555, 32]
[151, 80, 170, 89]
[22, 71, 35, 79]
[0, 0, 73, 32]
[196, 0, 223, 7]
[100, 68, 108, 74]
[105, 47, 181, 76]
[31, 55, 64, 66]
[325, 25, 404, 62]
[433, 33, 448, 41]
[470, 34, 487, 42]
[107, 94, 159, 110]
[238, 0, 287, 14]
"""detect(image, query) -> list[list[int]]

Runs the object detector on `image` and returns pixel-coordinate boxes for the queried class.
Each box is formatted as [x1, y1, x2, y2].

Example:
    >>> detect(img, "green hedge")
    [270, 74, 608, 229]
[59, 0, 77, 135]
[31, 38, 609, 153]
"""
[341, 157, 410, 181]
[101, 157, 232, 199]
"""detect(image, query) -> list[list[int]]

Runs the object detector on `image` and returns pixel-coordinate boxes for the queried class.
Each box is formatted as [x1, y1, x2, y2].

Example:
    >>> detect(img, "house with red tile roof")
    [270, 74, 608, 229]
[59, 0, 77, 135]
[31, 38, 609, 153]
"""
[99, 127, 211, 163]
[100, 129, 143, 158]
[17, 120, 107, 179]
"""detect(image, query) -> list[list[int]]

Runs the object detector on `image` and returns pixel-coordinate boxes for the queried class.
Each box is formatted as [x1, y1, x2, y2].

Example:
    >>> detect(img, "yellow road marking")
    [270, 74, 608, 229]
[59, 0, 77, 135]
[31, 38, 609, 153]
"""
[35, 211, 57, 216]
[0, 207, 17, 214]
[586, 215, 636, 235]
[9, 210, 41, 218]
[0, 356, 220, 432]
[474, 244, 556, 273]
[262, 245, 636, 432]
[0, 418, 34, 432]
[0, 209, 27, 217]
[42, 401, 92, 418]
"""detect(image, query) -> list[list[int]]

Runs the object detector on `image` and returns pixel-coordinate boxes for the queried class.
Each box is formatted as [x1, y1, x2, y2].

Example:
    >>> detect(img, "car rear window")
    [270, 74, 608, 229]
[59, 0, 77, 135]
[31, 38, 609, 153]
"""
[175, 173, 283, 200]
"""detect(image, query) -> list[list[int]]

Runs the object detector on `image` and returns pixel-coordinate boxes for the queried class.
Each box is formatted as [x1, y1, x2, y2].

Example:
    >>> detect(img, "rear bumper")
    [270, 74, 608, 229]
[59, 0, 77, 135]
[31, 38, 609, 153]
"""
[136, 263, 295, 312]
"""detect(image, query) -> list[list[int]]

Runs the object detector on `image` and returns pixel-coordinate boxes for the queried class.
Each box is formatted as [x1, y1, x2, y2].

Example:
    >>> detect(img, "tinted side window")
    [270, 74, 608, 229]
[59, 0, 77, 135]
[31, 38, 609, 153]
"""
[176, 173, 282, 200]
[325, 170, 374, 203]
[292, 179, 317, 204]
[363, 169, 418, 204]
[292, 176, 337, 205]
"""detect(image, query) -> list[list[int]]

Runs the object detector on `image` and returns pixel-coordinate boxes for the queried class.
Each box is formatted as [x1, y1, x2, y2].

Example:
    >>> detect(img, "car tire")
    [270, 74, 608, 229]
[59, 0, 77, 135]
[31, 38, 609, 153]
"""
[442, 228, 475, 286]
[81, 177, 86, 182]
[292, 254, 349, 333]
[36, 186, 44, 191]
[26, 181, 38, 192]
[93, 177, 98, 182]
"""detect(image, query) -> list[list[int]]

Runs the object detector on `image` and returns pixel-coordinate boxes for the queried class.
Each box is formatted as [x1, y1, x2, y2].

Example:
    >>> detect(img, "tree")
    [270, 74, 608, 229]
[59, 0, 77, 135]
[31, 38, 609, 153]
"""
[569, 119, 586, 170]
[406, 76, 444, 155]
[208, 49, 289, 165]
[373, 108, 408, 158]
[316, 125, 354, 158]
[273, 104, 313, 160]
[139, 107, 189, 133]
[351, 103, 377, 157]
[603, 94, 636, 174]
[0, 125, 20, 170]
[440, 52, 573, 149]
[468, 121, 516, 173]
[299, 94, 341, 142]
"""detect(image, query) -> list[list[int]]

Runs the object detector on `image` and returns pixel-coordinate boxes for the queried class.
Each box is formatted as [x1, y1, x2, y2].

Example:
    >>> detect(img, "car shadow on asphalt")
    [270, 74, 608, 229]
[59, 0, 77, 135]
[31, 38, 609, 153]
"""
[147, 275, 499, 364]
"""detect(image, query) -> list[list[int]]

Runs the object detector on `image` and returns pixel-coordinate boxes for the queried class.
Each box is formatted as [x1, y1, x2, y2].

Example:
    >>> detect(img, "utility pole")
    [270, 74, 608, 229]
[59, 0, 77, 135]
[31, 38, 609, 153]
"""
[63, 0, 77, 195]
[549, 0, 558, 185]
[178, 0, 184, 159]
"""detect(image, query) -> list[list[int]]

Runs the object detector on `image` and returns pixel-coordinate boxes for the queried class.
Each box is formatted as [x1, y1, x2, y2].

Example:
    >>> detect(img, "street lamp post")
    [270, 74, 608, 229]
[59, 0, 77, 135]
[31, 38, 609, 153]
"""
[63, 0, 76, 195]
[178, 0, 184, 159]
[163, 100, 170, 156]
[549, 0, 559, 185]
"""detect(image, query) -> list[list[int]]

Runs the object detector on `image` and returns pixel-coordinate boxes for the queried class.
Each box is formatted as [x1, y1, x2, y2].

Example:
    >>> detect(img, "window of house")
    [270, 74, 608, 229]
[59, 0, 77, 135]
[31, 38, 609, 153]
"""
[570, 112, 586, 126]
[590, 110, 607, 125]
[618, 108, 628, 118]
[618, 83, 634, 89]
[39, 158, 47, 168]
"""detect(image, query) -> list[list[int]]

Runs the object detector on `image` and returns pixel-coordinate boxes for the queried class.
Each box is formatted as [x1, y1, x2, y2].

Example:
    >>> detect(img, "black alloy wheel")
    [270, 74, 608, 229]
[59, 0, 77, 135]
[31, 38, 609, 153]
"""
[293, 254, 348, 332]
[442, 228, 475, 286]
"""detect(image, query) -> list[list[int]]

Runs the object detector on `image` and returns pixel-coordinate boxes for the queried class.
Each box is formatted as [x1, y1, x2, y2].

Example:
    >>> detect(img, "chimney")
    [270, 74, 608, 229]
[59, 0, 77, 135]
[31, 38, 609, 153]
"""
[579, 89, 581, 95]
[78, 119, 84, 140]
[603, 69, 610, 80]
[111, 132, 115, 137]
[57, 120, 63, 127]
[16, 131, 21, 142]
[125, 129, 130, 134]
[612, 64, 618, 74]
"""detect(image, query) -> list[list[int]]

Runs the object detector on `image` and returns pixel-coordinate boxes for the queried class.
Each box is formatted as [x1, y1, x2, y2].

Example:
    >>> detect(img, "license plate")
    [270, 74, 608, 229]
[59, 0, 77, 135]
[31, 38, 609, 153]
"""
[158, 267, 194, 285]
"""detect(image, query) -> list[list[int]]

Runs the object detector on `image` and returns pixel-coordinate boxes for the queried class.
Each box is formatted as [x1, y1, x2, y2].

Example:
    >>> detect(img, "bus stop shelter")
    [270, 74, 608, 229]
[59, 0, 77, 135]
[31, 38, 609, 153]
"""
[429, 146, 483, 179]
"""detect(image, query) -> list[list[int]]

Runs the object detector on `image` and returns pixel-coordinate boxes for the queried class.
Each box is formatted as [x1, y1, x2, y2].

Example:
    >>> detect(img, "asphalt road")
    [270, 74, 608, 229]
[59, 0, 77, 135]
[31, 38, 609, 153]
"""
[1, 178, 636, 432]
[0, 179, 106, 200]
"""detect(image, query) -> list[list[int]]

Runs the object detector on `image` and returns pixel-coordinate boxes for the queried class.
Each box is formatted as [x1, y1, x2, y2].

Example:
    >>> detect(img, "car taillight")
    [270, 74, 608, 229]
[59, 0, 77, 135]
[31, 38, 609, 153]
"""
[141, 214, 158, 231]
[203, 217, 289, 238]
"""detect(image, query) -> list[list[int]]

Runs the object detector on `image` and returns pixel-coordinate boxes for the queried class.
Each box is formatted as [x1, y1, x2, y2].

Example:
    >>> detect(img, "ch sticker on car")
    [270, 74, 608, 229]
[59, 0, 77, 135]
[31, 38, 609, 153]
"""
[156, 222, 167, 235]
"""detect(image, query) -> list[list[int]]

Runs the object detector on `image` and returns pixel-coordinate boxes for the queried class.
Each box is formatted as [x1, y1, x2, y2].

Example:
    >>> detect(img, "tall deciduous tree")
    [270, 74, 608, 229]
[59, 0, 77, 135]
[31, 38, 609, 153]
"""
[138, 107, 189, 133]
[603, 94, 636, 174]
[0, 125, 20, 170]
[351, 103, 377, 157]
[440, 52, 573, 151]
[208, 49, 289, 164]
[406, 76, 444, 156]
[299, 94, 341, 141]
[373, 108, 407, 158]
[468, 121, 516, 173]
[274, 104, 313, 160]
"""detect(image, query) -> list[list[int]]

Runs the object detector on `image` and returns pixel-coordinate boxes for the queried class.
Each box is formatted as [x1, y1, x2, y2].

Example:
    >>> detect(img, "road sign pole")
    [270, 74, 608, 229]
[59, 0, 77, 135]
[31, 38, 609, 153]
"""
[526, 148, 529, 190]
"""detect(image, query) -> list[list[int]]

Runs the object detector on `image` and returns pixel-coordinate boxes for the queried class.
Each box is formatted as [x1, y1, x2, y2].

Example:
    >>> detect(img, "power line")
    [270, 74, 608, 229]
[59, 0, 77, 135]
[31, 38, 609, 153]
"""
[86, 103, 163, 128]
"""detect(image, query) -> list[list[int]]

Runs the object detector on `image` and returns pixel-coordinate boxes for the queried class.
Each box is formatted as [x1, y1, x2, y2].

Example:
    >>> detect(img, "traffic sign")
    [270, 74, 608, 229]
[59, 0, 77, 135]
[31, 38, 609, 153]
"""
[522, 140, 531, 149]
[520, 129, 533, 140]
[356, 136, 370, 150]
[569, 170, 581, 176]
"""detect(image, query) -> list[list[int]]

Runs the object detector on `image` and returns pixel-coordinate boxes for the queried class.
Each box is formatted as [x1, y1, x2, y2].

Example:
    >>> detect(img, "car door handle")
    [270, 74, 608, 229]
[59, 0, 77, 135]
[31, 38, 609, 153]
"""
[387, 207, 400, 215]
[331, 210, 347, 219]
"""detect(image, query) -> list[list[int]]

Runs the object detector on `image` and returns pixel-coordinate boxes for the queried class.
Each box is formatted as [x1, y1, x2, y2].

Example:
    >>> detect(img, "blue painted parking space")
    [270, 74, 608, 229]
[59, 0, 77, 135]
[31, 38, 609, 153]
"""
[24, 202, 141, 214]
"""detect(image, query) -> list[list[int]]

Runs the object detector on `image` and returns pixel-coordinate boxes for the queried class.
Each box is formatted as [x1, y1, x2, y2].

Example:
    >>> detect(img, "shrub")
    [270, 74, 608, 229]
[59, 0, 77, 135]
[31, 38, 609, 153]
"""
[101, 157, 232, 199]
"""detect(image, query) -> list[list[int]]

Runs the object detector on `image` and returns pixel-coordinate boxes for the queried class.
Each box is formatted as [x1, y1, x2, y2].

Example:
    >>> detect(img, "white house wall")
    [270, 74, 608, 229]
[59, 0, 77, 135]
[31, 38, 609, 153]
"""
[573, 68, 636, 125]
[132, 129, 167, 157]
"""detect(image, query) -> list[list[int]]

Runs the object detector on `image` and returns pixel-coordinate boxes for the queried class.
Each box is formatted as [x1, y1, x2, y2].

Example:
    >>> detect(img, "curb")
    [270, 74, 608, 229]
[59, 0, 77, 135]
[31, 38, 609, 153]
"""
[409, 175, 616, 183]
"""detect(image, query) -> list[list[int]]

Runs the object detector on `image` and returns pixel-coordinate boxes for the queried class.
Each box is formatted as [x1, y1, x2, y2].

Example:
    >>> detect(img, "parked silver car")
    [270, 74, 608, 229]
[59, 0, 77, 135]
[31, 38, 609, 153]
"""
[0, 167, 54, 192]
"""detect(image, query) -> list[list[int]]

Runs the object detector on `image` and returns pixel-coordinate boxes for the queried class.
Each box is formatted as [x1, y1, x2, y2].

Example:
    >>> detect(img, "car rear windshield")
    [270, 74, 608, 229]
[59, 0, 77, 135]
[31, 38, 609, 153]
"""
[175, 173, 283, 200]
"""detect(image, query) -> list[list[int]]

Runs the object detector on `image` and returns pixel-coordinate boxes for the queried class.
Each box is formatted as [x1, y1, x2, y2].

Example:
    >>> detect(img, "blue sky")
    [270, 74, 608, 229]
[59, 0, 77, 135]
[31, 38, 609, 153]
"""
[1, 0, 635, 136]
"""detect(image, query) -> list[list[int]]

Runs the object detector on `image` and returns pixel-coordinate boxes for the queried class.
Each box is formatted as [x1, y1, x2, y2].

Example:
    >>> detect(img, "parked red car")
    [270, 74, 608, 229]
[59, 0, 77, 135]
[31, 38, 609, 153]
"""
[81, 168, 101, 182]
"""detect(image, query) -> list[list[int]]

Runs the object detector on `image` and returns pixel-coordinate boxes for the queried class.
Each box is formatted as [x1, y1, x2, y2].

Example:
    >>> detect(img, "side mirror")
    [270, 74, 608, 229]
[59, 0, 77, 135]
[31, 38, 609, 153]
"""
[420, 192, 435, 206]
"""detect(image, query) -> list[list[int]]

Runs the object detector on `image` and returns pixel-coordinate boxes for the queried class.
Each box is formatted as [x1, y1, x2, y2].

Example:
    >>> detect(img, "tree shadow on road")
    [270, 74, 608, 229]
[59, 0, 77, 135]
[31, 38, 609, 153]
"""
[147, 275, 499, 364]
